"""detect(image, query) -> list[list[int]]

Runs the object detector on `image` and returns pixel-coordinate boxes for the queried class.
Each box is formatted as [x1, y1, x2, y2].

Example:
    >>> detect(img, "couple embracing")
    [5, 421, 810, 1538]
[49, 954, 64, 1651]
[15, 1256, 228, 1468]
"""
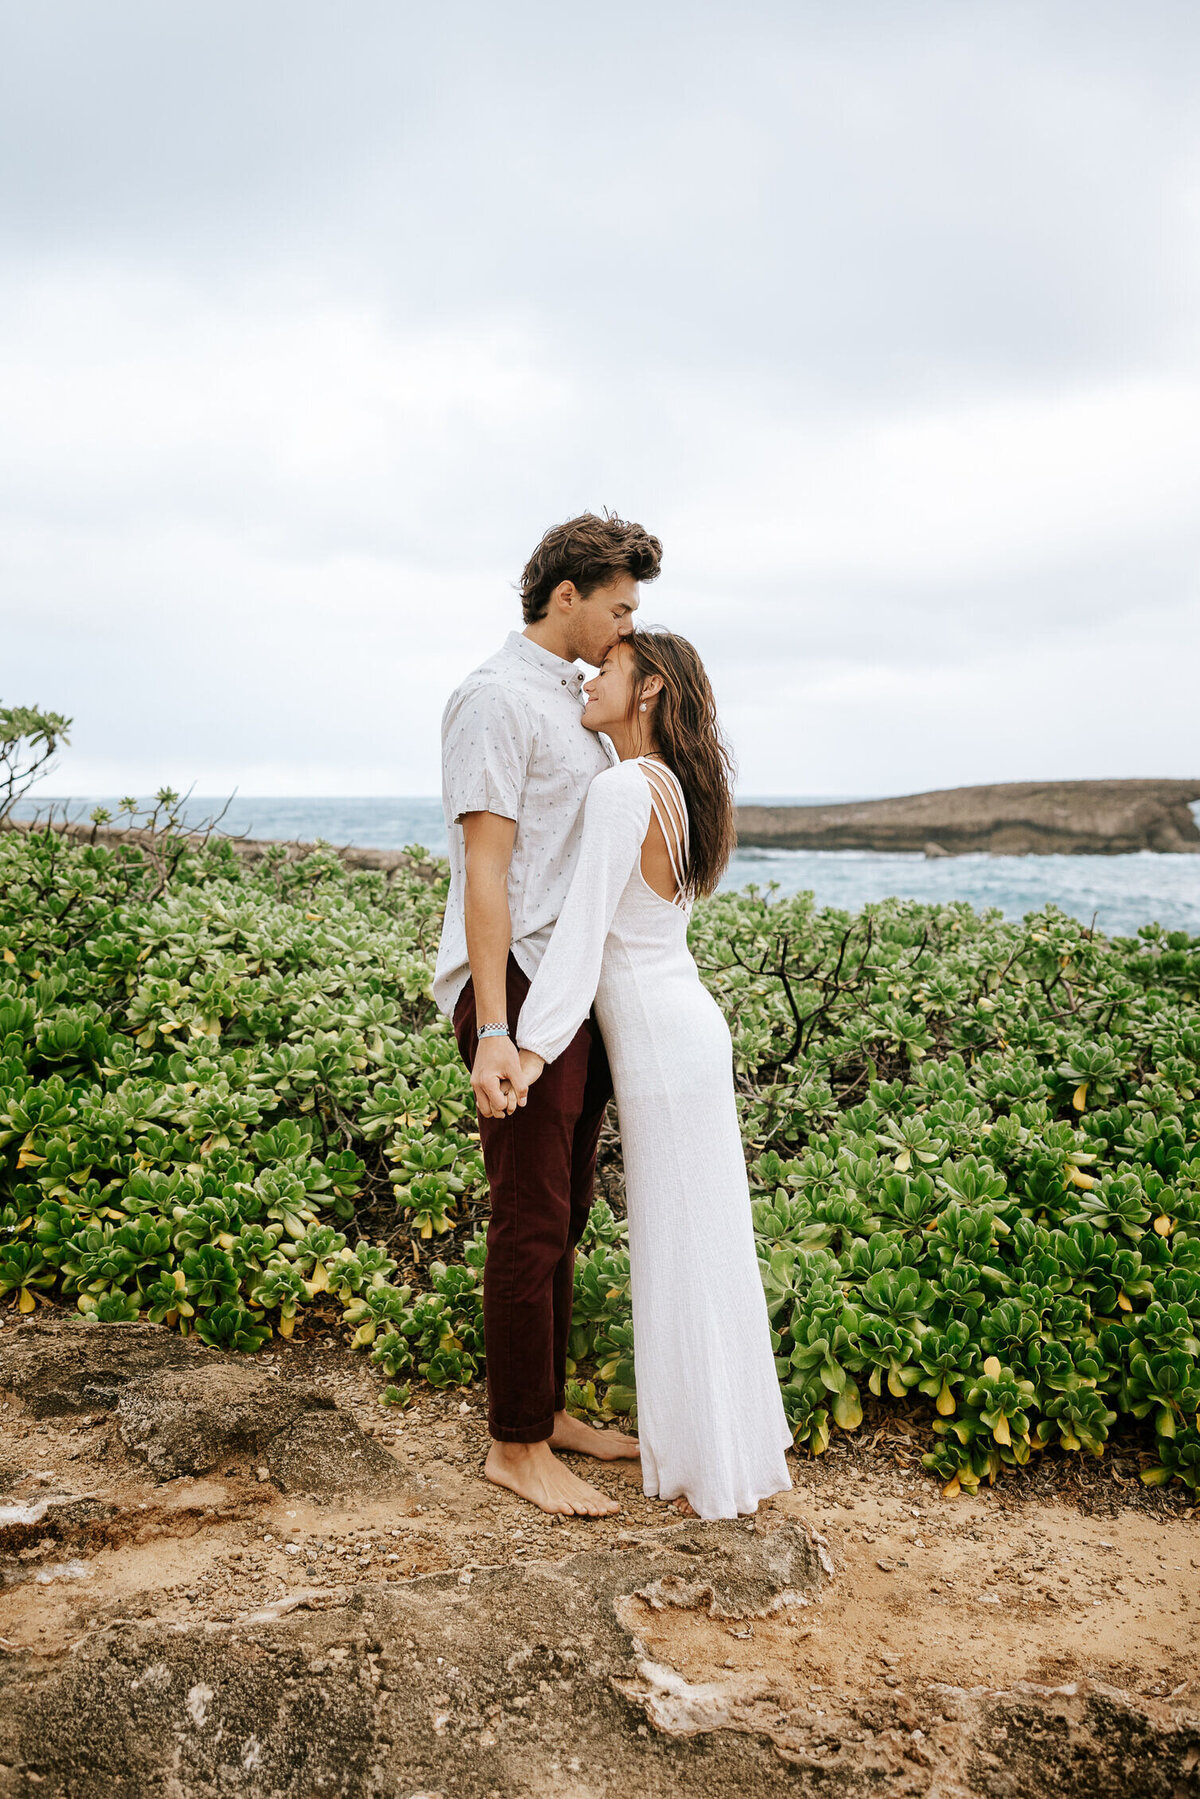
[433, 512, 791, 1521]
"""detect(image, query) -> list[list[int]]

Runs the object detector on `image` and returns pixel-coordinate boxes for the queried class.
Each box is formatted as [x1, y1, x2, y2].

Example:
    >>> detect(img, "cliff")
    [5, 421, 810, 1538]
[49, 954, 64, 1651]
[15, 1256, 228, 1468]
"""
[733, 779, 1200, 857]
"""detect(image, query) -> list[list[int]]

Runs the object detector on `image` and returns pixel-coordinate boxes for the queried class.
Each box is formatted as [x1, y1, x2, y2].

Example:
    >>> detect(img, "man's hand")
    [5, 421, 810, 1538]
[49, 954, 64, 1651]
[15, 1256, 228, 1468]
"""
[518, 1049, 545, 1088]
[472, 1034, 529, 1119]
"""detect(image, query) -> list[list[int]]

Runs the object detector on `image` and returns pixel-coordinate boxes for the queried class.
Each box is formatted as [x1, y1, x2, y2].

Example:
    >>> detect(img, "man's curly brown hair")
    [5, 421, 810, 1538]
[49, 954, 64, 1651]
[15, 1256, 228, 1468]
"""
[519, 511, 662, 623]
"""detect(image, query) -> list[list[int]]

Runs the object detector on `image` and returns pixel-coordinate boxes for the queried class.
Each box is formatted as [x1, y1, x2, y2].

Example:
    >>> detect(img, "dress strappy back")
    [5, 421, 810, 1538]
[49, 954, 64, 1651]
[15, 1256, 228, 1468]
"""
[636, 756, 690, 911]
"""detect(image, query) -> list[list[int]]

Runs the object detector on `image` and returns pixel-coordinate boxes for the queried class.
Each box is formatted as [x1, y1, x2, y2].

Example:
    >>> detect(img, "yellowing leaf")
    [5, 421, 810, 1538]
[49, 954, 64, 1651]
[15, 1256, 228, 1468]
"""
[983, 1355, 1002, 1379]
[832, 1383, 863, 1430]
[1154, 1214, 1173, 1237]
[2, 948, 15, 964]
[992, 1415, 1012, 1446]
[1117, 1291, 1133, 1312]
[894, 1149, 912, 1172]
[17, 1287, 35, 1313]
[1066, 1167, 1097, 1190]
[1072, 1082, 1088, 1111]
[942, 1475, 962, 1500]
[936, 1381, 956, 1416]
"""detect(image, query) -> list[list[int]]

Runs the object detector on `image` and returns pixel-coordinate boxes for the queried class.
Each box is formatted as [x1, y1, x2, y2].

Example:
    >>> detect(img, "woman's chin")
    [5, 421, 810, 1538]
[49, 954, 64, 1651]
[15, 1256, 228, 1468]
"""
[581, 715, 603, 734]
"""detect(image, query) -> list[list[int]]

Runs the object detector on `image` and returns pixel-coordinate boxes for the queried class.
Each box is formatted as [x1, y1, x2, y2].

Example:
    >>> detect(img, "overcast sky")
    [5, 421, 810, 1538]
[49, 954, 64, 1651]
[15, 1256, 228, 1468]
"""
[3, 0, 1198, 799]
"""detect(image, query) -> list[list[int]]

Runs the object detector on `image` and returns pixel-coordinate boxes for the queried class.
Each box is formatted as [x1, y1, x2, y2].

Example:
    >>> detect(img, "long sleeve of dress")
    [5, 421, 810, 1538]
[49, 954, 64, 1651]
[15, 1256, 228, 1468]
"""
[514, 762, 651, 1064]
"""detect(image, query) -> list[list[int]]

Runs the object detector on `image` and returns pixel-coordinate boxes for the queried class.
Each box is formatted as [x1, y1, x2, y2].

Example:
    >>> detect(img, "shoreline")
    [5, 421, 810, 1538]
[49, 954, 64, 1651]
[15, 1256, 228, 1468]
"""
[7, 777, 1200, 867]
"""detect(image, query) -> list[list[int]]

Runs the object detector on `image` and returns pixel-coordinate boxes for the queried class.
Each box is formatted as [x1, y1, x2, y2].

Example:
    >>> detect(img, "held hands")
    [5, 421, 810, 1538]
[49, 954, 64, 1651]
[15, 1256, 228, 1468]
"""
[470, 1036, 547, 1119]
[471, 1034, 527, 1118]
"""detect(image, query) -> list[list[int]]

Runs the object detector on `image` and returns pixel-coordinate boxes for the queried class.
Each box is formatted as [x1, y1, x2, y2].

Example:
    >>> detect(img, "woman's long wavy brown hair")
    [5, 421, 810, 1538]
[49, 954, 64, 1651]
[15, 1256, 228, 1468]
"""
[623, 629, 736, 898]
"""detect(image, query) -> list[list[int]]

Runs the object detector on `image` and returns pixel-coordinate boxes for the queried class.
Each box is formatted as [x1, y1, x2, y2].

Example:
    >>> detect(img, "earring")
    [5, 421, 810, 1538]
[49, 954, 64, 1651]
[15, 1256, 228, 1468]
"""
[639, 702, 647, 712]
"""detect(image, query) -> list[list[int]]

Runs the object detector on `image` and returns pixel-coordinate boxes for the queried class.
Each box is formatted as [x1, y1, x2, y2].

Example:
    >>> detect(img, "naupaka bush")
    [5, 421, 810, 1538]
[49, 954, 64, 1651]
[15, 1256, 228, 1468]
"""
[0, 806, 1197, 1494]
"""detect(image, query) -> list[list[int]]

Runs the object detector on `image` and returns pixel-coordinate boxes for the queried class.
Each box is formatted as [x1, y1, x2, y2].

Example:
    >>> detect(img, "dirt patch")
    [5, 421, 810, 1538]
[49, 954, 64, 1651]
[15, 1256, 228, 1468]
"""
[0, 1312, 1196, 1796]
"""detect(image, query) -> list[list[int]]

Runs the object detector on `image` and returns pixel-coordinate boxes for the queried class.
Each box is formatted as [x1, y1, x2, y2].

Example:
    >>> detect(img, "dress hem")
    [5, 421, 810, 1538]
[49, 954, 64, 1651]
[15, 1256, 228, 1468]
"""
[641, 1471, 793, 1522]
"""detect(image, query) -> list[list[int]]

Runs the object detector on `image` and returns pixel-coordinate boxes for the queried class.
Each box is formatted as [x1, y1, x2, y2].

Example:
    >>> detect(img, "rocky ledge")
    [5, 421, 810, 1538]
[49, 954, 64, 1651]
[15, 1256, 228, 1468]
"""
[734, 779, 1200, 857]
[1, 1319, 1197, 1798]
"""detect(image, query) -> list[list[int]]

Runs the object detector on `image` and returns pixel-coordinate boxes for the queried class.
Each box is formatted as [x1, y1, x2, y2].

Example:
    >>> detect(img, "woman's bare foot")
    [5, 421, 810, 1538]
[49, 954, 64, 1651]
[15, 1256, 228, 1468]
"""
[548, 1411, 641, 1461]
[484, 1440, 621, 1516]
[672, 1496, 698, 1517]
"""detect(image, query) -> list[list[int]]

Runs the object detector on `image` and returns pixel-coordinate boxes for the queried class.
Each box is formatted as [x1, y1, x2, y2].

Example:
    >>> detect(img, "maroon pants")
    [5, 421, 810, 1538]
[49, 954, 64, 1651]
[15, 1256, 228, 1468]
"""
[453, 954, 612, 1442]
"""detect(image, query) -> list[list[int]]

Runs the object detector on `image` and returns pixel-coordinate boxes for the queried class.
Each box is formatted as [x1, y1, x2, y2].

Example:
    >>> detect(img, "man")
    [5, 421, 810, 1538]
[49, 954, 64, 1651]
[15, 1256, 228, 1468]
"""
[433, 512, 662, 1516]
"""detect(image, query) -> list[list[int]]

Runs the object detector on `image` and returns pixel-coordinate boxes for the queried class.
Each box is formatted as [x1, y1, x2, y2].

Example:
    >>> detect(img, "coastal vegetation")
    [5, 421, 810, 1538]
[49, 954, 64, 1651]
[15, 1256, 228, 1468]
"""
[1, 770, 1198, 1495]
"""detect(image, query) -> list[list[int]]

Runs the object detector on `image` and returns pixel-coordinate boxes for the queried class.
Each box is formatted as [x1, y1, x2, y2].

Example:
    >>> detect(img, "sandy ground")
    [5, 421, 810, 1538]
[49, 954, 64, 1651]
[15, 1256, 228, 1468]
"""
[3, 1336, 1196, 1711]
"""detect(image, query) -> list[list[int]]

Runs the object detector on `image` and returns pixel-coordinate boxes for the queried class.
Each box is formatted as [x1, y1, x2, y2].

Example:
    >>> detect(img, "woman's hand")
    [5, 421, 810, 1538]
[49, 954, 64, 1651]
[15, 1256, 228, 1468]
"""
[518, 1048, 546, 1087]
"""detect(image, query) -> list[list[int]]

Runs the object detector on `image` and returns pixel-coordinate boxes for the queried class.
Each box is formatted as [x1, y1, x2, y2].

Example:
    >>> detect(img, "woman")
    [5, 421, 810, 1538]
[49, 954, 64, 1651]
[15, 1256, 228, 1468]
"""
[514, 629, 792, 1520]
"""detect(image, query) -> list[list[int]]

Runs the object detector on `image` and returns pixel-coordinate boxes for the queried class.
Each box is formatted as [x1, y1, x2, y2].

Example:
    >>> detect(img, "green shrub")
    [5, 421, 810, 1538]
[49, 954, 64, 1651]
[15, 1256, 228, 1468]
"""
[1, 805, 1198, 1493]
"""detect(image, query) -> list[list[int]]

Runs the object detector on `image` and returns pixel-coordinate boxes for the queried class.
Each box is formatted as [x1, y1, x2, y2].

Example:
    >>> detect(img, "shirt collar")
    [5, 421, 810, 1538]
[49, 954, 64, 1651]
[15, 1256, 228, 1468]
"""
[504, 630, 586, 689]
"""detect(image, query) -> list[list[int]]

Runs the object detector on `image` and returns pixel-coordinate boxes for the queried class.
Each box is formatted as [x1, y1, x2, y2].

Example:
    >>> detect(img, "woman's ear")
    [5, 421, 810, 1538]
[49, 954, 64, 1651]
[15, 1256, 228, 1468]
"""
[642, 674, 665, 701]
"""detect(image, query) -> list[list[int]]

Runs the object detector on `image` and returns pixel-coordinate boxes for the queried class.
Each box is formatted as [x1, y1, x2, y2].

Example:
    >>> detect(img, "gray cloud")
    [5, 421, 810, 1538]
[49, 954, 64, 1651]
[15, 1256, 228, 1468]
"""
[2, 0, 1197, 797]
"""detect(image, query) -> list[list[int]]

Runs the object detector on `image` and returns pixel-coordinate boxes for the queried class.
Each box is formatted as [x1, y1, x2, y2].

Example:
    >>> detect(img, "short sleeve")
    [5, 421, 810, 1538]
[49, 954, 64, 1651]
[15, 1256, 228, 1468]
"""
[442, 684, 534, 825]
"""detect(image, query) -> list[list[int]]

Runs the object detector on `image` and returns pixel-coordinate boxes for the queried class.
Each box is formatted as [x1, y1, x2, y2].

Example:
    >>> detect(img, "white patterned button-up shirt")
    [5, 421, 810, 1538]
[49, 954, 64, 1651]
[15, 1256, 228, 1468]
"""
[433, 631, 616, 1015]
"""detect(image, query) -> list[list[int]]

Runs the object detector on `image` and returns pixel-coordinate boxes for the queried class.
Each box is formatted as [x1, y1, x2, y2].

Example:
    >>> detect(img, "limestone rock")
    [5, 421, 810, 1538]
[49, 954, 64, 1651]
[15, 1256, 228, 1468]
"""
[114, 1363, 335, 1478]
[735, 778, 1200, 857]
[264, 1406, 409, 1496]
[0, 1518, 1195, 1797]
[0, 1318, 204, 1417]
[0, 1320, 410, 1500]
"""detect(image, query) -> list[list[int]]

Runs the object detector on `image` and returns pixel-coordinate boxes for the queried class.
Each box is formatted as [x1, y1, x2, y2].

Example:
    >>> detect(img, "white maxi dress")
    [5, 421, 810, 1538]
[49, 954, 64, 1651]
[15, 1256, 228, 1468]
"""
[516, 755, 792, 1519]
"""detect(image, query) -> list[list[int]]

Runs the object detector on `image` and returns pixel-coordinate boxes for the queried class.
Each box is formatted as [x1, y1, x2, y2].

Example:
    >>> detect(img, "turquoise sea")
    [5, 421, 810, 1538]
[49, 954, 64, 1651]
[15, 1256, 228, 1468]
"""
[14, 795, 1200, 938]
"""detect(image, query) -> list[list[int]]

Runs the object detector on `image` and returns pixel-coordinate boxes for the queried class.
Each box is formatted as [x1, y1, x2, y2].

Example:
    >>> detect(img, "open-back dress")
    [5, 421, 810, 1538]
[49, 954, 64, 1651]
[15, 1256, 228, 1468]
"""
[515, 755, 792, 1519]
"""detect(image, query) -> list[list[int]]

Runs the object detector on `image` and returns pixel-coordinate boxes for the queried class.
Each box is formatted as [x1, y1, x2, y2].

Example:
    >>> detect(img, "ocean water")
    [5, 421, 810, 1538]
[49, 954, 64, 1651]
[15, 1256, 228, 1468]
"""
[13, 794, 1200, 938]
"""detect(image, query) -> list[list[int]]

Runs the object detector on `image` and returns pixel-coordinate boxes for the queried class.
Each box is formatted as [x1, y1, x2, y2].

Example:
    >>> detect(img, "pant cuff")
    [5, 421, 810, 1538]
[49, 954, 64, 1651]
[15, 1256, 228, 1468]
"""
[489, 1411, 556, 1444]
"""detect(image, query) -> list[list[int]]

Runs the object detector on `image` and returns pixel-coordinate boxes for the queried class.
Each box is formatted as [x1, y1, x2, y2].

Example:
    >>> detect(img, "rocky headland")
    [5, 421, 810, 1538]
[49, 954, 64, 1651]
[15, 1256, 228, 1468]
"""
[734, 779, 1200, 858]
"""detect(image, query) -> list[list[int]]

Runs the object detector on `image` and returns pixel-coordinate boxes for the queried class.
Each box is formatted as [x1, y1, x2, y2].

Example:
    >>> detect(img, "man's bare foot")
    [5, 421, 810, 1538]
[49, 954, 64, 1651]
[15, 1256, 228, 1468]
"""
[548, 1411, 641, 1461]
[672, 1496, 698, 1517]
[485, 1440, 621, 1516]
